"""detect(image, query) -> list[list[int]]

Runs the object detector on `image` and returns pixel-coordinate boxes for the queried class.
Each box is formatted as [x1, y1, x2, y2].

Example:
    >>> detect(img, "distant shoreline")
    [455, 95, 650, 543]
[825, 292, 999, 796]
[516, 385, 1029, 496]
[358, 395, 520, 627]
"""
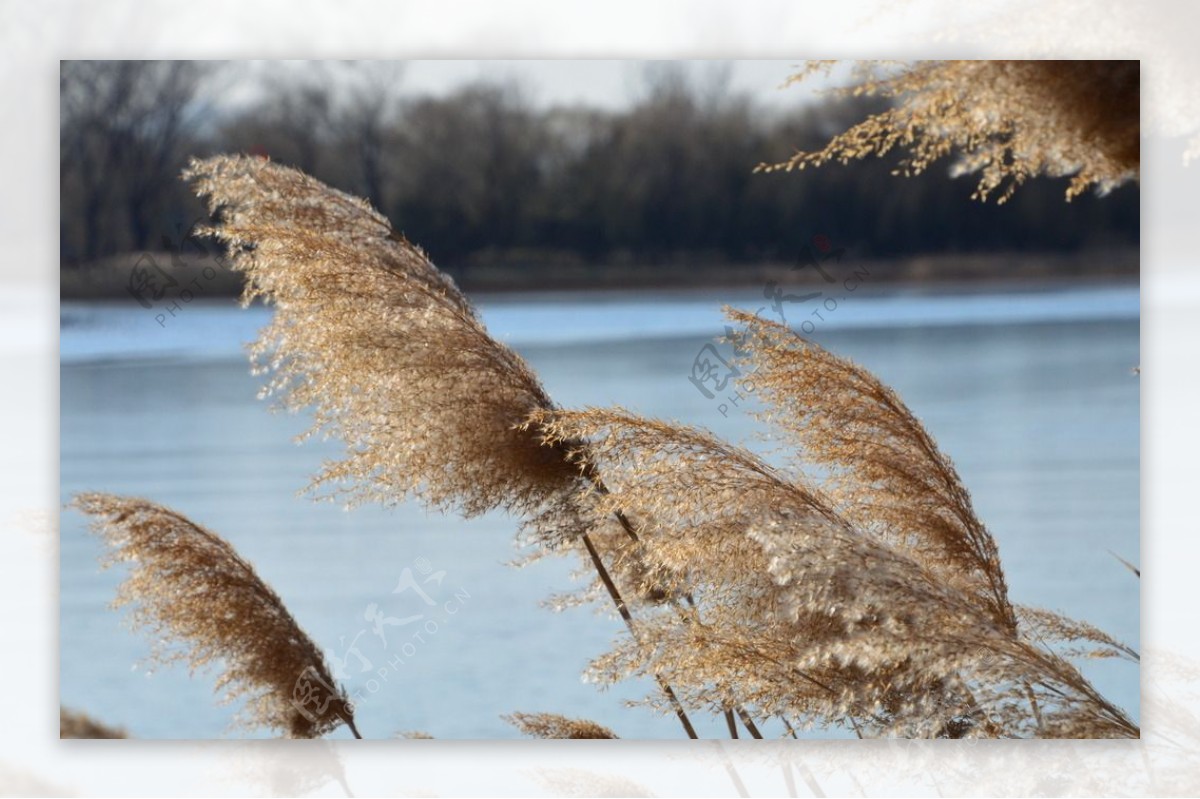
[61, 247, 1139, 301]
[61, 280, 1138, 367]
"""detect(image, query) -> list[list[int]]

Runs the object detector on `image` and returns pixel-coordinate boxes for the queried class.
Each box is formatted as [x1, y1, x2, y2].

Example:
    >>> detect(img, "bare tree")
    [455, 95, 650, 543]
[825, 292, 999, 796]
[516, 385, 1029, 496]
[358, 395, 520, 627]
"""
[334, 61, 406, 211]
[219, 62, 337, 175]
[60, 61, 205, 263]
[391, 80, 549, 268]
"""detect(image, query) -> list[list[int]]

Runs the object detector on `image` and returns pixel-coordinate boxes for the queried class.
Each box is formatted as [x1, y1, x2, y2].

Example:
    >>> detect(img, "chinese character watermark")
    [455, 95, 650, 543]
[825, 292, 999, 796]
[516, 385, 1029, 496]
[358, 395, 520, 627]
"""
[688, 234, 870, 416]
[290, 555, 471, 725]
[125, 217, 228, 327]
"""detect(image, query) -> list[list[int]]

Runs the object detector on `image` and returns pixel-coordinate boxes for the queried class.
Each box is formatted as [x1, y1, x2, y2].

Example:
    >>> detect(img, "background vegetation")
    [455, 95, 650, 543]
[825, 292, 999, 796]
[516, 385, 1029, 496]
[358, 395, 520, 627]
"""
[60, 61, 1138, 292]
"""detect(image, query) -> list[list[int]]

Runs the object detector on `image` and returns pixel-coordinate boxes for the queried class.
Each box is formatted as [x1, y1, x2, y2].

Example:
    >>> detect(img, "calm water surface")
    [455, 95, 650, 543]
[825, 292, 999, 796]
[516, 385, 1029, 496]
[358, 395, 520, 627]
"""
[60, 282, 1140, 739]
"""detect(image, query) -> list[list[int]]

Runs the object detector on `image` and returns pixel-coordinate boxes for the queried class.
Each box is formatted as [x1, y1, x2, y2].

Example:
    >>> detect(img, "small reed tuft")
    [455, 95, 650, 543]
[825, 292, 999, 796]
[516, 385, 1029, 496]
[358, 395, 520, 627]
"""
[71, 493, 358, 738]
[504, 712, 619, 739]
[60, 707, 127, 739]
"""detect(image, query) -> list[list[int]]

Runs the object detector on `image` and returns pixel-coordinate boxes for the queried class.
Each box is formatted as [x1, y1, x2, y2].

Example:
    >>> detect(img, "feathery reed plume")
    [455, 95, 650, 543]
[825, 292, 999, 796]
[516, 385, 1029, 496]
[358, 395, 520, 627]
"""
[759, 60, 1139, 202]
[60, 706, 127, 739]
[754, 526, 1137, 738]
[504, 712, 619, 739]
[71, 493, 358, 738]
[531, 407, 870, 727]
[724, 307, 1015, 632]
[1016, 605, 1140, 663]
[183, 154, 576, 517]
[532, 353, 1137, 737]
[184, 155, 699, 736]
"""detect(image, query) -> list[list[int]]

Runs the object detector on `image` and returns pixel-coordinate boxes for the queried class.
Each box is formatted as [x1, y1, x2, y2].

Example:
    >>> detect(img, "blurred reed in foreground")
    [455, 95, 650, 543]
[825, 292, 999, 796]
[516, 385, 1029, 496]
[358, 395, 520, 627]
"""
[60, 707, 126, 739]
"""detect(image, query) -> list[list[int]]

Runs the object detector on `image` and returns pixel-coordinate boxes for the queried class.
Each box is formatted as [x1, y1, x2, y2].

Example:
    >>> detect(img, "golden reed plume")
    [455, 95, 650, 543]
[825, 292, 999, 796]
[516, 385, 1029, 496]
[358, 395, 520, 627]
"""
[724, 307, 1015, 632]
[183, 155, 575, 517]
[72, 493, 359, 738]
[759, 60, 1139, 202]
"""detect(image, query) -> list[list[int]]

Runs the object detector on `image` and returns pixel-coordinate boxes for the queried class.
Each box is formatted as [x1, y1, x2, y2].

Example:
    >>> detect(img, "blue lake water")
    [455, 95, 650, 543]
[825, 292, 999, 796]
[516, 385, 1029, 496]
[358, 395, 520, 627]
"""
[59, 281, 1140, 739]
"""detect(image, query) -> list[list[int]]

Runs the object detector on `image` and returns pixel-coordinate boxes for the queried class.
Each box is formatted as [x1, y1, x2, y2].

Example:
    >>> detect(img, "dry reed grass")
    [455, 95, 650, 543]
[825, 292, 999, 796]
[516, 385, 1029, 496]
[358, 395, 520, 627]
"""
[184, 154, 699, 736]
[724, 307, 1015, 632]
[527, 310, 1138, 738]
[183, 155, 576, 517]
[760, 60, 1139, 202]
[147, 153, 1138, 739]
[72, 493, 358, 738]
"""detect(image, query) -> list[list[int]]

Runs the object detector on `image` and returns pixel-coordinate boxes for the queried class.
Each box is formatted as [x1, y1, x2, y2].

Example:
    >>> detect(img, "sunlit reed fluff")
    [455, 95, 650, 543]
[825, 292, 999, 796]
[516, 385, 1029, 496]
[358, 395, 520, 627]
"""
[504, 712, 619, 739]
[185, 154, 696, 735]
[60, 707, 127, 739]
[529, 406, 854, 721]
[759, 60, 1139, 202]
[723, 307, 1015, 632]
[531, 406, 999, 735]
[72, 493, 357, 738]
[753, 526, 1138, 738]
[183, 155, 577, 516]
[531, 316, 1138, 737]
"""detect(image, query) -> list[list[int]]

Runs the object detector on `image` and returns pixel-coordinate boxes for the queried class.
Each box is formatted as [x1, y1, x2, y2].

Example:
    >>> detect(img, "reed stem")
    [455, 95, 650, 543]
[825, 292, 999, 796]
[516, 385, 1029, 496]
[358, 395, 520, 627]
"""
[580, 531, 698, 739]
[724, 709, 739, 739]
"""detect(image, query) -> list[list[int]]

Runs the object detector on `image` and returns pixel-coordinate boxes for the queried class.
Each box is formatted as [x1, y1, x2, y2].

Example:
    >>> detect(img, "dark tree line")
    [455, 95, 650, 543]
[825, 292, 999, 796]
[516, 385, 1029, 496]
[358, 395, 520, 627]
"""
[60, 61, 1138, 276]
[61, 61, 207, 263]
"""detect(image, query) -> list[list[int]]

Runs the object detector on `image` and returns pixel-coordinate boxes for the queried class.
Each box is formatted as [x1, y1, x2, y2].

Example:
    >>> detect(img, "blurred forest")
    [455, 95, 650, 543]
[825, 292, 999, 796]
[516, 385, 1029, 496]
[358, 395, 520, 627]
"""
[60, 61, 1138, 293]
